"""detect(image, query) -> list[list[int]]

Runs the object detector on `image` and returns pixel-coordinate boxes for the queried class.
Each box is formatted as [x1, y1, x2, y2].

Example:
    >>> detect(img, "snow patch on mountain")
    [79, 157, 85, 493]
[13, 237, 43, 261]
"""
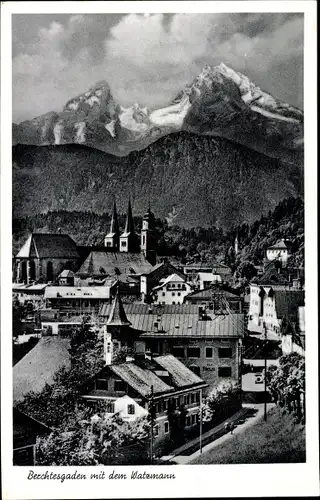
[75, 122, 86, 143]
[68, 101, 79, 111]
[54, 121, 64, 144]
[105, 119, 116, 138]
[86, 95, 100, 107]
[119, 105, 150, 133]
[250, 105, 301, 123]
[150, 95, 191, 128]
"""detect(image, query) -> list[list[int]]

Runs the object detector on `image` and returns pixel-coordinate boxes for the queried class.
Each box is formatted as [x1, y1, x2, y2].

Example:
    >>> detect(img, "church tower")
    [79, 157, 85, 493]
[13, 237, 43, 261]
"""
[104, 201, 120, 250]
[120, 200, 138, 252]
[141, 205, 157, 265]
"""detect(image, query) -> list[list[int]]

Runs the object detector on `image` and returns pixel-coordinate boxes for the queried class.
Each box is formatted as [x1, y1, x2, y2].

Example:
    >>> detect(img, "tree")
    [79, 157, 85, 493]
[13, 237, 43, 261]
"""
[266, 353, 305, 422]
[36, 413, 150, 466]
[202, 381, 241, 425]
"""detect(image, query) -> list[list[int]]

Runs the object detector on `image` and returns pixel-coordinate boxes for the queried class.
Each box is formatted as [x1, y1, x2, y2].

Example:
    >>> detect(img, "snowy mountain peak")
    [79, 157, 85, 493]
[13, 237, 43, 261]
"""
[13, 62, 303, 162]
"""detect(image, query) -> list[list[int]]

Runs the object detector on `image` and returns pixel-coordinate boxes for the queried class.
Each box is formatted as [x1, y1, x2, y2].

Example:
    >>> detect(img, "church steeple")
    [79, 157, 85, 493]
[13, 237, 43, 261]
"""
[104, 200, 120, 250]
[124, 199, 134, 234]
[120, 199, 138, 252]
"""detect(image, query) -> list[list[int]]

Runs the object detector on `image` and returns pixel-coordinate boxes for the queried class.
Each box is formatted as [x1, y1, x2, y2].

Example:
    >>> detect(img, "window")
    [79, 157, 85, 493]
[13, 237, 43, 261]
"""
[190, 365, 201, 376]
[163, 400, 168, 411]
[162, 292, 165, 296]
[106, 241, 112, 247]
[106, 402, 115, 413]
[172, 301, 175, 305]
[172, 346, 184, 358]
[186, 394, 190, 405]
[219, 347, 232, 358]
[177, 292, 181, 296]
[186, 416, 191, 426]
[96, 379, 108, 390]
[191, 393, 195, 404]
[127, 404, 135, 415]
[187, 347, 200, 358]
[164, 421, 169, 434]
[114, 380, 126, 392]
[154, 425, 159, 437]
[143, 235, 146, 245]
[121, 241, 126, 247]
[218, 367, 232, 377]
[192, 414, 197, 425]
[195, 392, 200, 403]
[172, 292, 175, 296]
[205, 347, 213, 358]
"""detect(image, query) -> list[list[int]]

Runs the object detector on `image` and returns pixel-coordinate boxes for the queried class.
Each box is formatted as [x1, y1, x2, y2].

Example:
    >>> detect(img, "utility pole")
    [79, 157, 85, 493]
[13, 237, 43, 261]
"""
[149, 385, 154, 464]
[199, 388, 203, 454]
[263, 321, 267, 421]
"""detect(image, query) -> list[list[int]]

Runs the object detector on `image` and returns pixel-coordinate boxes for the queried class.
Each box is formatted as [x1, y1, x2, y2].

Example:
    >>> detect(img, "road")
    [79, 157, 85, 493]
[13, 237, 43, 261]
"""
[172, 403, 275, 464]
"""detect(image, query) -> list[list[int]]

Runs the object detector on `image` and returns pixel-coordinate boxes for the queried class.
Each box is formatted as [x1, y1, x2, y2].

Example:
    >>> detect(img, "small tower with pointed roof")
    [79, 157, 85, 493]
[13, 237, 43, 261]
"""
[141, 204, 157, 265]
[104, 285, 132, 365]
[104, 200, 120, 250]
[119, 200, 138, 253]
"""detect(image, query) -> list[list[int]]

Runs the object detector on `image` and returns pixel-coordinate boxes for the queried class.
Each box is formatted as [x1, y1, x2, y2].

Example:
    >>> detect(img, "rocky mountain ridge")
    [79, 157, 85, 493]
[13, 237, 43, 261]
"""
[13, 63, 303, 163]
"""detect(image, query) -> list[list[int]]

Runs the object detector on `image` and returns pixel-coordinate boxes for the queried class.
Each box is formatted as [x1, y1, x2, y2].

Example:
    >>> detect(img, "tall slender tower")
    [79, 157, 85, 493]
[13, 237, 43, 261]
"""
[104, 201, 120, 250]
[120, 200, 138, 252]
[141, 205, 157, 264]
[234, 233, 239, 257]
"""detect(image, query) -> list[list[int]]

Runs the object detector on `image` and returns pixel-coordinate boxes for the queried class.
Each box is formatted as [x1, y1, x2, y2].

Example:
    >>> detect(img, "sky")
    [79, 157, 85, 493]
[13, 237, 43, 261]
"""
[12, 13, 304, 123]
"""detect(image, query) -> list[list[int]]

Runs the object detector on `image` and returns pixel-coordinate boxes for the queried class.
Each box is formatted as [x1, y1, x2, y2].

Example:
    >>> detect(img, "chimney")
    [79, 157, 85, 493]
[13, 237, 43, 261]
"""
[134, 340, 146, 362]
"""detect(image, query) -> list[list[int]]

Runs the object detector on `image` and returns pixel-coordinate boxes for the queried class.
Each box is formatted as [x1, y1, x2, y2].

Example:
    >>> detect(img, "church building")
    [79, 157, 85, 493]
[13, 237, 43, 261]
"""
[76, 201, 157, 281]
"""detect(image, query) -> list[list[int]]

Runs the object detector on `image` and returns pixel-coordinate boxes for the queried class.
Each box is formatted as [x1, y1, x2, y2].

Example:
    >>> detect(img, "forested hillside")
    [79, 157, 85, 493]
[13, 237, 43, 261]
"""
[13, 130, 302, 229]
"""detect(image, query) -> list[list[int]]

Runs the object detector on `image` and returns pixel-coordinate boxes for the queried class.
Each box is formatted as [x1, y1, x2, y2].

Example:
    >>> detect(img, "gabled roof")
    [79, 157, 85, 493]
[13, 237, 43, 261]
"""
[58, 270, 75, 278]
[109, 362, 173, 397]
[143, 261, 185, 278]
[267, 239, 291, 250]
[13, 337, 70, 402]
[274, 290, 305, 320]
[153, 273, 187, 290]
[154, 355, 204, 388]
[76, 251, 153, 277]
[107, 288, 131, 326]
[13, 408, 51, 448]
[185, 285, 240, 300]
[16, 233, 80, 259]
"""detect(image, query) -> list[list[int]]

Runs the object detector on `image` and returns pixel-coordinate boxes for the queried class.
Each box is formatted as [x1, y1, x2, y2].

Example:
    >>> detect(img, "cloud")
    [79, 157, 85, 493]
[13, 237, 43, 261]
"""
[12, 13, 303, 122]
